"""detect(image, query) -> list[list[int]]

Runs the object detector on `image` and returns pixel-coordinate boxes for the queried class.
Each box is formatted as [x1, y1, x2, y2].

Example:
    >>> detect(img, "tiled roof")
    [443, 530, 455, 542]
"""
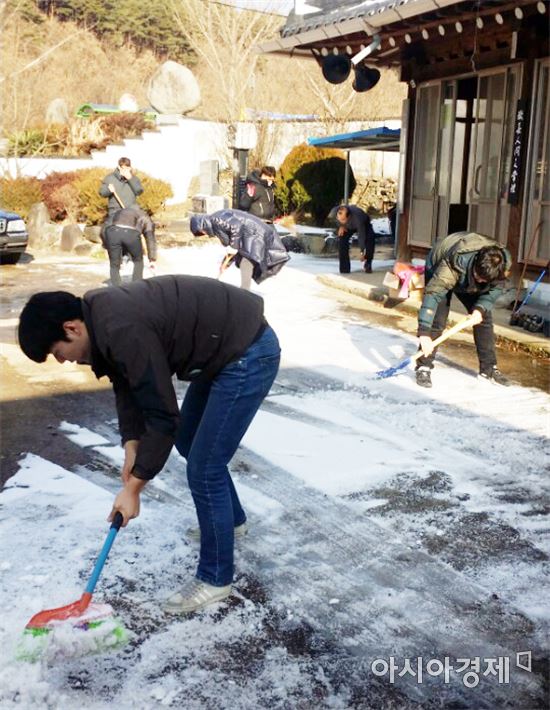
[259, 0, 512, 56]
[280, 0, 469, 38]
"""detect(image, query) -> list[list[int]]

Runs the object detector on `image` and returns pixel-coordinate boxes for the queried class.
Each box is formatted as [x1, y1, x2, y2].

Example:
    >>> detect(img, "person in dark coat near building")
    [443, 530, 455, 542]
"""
[335, 204, 376, 274]
[18, 275, 281, 613]
[239, 166, 276, 222]
[416, 231, 512, 388]
[103, 205, 157, 286]
[190, 209, 289, 289]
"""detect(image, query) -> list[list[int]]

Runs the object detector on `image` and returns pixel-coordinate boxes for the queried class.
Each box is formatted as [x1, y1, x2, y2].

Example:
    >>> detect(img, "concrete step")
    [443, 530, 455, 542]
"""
[316, 268, 550, 357]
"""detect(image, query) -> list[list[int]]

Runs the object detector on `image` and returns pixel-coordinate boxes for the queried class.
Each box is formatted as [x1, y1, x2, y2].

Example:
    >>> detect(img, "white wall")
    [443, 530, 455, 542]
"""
[0, 117, 400, 204]
[0, 118, 230, 204]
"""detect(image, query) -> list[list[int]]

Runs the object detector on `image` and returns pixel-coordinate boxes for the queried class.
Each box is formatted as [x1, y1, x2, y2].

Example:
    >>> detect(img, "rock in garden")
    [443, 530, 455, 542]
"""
[61, 224, 82, 252]
[74, 242, 94, 256]
[147, 61, 201, 115]
[40, 223, 62, 248]
[26, 202, 52, 248]
[45, 98, 70, 125]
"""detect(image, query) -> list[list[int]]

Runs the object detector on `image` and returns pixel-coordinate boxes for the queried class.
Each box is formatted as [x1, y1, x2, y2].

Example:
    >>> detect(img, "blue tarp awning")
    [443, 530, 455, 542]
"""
[308, 126, 400, 152]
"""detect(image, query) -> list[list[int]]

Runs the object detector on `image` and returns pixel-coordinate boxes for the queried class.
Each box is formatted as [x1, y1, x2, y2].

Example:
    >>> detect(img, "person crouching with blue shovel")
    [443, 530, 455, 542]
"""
[18, 275, 280, 613]
[415, 232, 511, 388]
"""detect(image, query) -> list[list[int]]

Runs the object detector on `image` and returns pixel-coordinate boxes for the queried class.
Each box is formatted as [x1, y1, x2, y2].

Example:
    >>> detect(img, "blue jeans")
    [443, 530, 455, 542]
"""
[175, 325, 280, 586]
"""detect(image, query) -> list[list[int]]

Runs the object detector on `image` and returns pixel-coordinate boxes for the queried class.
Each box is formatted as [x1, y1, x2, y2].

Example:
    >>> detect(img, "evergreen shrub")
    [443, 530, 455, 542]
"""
[275, 144, 356, 225]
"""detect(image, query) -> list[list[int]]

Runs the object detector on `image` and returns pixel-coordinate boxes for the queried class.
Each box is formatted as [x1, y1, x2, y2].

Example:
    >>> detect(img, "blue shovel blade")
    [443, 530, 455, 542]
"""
[375, 356, 412, 379]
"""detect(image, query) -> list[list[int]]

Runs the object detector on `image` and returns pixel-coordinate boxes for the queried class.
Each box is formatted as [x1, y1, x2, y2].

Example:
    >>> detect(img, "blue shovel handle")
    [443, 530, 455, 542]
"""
[514, 265, 548, 314]
[84, 512, 124, 596]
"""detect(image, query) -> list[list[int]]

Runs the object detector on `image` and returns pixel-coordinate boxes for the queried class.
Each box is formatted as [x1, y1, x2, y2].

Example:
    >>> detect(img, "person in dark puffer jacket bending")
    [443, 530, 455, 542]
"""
[416, 231, 512, 388]
[191, 209, 289, 290]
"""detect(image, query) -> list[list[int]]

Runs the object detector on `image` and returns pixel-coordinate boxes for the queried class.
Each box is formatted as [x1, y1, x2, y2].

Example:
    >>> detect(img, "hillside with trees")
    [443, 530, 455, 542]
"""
[2, 0, 406, 137]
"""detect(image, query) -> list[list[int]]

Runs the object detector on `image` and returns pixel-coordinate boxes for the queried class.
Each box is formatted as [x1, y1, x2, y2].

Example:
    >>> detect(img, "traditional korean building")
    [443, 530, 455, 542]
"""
[261, 0, 550, 281]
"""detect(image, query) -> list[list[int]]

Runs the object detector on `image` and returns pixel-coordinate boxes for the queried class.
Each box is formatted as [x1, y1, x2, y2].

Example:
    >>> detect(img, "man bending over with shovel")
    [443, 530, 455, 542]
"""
[104, 205, 157, 286]
[416, 231, 511, 388]
[18, 275, 280, 613]
[190, 209, 289, 289]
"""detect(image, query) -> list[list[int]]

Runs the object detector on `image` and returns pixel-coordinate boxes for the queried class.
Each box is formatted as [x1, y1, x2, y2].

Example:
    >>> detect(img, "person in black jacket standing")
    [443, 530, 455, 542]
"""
[99, 157, 144, 219]
[104, 205, 157, 286]
[335, 204, 375, 274]
[239, 166, 276, 222]
[99, 157, 144, 244]
[18, 276, 281, 613]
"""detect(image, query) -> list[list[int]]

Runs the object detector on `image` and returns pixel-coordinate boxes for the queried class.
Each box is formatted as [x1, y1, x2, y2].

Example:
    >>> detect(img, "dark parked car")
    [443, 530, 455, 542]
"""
[0, 209, 29, 263]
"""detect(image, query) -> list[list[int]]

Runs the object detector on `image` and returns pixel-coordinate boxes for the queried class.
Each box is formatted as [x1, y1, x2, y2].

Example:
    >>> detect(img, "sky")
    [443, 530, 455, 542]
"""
[213, 0, 295, 15]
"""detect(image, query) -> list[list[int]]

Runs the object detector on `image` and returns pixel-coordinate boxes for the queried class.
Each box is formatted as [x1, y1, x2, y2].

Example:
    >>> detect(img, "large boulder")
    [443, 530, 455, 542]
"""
[26, 202, 52, 248]
[46, 98, 70, 125]
[147, 61, 201, 115]
[41, 223, 63, 248]
[61, 224, 82, 252]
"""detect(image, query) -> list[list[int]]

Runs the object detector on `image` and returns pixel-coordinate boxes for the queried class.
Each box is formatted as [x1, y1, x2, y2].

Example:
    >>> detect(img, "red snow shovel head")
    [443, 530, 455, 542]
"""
[26, 592, 93, 629]
[18, 512, 128, 662]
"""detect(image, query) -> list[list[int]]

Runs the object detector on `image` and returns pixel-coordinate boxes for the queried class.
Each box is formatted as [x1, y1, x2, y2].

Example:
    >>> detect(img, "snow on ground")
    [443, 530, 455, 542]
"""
[1, 244, 549, 708]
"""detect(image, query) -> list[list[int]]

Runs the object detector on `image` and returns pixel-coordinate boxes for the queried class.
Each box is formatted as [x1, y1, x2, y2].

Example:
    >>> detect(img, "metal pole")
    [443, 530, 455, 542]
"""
[232, 149, 249, 208]
[344, 150, 350, 203]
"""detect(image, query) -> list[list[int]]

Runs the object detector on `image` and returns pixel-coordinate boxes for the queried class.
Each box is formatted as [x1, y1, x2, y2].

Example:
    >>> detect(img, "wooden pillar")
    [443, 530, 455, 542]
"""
[396, 81, 416, 261]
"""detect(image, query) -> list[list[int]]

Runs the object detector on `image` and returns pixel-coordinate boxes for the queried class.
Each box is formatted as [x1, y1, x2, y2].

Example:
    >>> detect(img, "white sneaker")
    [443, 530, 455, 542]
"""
[163, 579, 232, 614]
[186, 522, 248, 541]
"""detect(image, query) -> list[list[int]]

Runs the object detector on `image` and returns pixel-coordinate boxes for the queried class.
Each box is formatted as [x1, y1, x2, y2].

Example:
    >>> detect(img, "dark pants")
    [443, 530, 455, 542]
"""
[338, 230, 375, 274]
[174, 326, 280, 587]
[105, 226, 143, 286]
[362, 229, 375, 264]
[416, 291, 497, 372]
[338, 234, 351, 273]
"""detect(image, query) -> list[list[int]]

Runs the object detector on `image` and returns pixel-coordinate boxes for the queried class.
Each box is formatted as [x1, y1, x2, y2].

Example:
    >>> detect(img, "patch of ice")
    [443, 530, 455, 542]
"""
[59, 421, 109, 447]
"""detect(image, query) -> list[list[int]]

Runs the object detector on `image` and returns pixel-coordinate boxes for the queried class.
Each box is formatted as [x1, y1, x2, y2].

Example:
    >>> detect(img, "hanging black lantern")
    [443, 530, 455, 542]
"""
[321, 55, 352, 84]
[352, 66, 381, 92]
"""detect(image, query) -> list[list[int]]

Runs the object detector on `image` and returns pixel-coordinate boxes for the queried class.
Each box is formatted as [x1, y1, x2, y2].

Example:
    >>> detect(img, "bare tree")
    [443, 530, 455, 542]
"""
[303, 63, 403, 132]
[170, 0, 280, 121]
[248, 118, 282, 168]
[304, 72, 360, 131]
